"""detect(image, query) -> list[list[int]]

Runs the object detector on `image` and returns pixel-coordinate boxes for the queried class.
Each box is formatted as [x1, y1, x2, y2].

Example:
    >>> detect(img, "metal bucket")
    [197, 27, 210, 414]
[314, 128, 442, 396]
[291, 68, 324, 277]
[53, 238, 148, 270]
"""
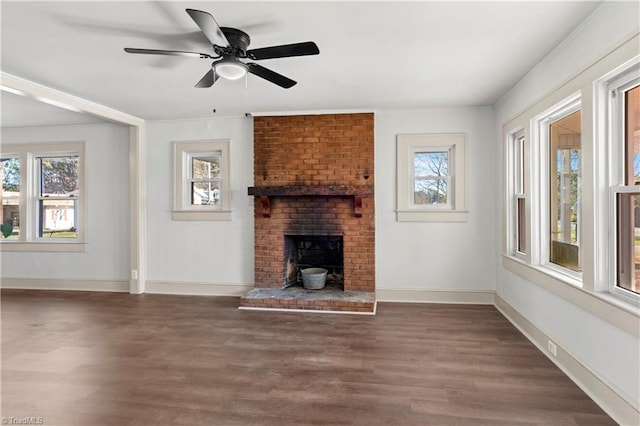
[301, 267, 328, 290]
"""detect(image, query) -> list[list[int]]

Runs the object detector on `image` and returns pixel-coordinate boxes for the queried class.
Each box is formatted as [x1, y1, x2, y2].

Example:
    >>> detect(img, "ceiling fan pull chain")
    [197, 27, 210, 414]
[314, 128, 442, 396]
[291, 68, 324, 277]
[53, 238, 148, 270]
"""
[244, 73, 249, 116]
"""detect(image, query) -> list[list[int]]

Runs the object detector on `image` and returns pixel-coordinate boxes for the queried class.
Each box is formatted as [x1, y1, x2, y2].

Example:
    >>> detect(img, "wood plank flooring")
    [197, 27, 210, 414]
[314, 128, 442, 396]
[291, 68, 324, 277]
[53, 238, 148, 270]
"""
[1, 290, 615, 425]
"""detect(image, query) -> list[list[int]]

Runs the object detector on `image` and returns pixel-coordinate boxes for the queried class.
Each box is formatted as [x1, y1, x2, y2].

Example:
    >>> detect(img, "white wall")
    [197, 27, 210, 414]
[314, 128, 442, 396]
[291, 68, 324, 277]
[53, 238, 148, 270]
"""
[375, 107, 497, 296]
[144, 116, 254, 289]
[1, 123, 131, 282]
[144, 110, 498, 300]
[495, 0, 640, 414]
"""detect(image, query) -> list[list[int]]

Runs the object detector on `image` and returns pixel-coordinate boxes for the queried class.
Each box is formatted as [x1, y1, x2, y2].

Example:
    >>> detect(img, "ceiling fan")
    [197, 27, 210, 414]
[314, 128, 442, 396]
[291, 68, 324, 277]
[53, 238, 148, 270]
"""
[124, 8, 319, 89]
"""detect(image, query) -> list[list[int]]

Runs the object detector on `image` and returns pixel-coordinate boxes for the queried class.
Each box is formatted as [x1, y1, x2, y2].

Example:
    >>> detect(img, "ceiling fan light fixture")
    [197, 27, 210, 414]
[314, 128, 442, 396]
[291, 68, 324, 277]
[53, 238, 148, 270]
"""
[215, 59, 248, 80]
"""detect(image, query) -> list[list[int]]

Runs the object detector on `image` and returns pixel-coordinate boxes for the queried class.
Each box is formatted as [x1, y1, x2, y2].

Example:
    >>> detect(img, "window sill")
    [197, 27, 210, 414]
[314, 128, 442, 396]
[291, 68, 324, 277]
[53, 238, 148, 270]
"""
[172, 210, 231, 221]
[502, 255, 639, 337]
[396, 209, 468, 222]
[0, 242, 87, 252]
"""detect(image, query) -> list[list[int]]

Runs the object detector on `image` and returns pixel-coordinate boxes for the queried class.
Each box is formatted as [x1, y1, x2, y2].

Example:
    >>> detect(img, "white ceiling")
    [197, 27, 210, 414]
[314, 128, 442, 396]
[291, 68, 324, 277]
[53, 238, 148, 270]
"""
[1, 1, 603, 127]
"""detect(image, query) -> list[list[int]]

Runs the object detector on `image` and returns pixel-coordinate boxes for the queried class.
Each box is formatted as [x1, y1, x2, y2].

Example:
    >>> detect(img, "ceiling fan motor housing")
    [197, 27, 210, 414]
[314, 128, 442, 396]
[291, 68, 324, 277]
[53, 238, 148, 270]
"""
[217, 27, 251, 57]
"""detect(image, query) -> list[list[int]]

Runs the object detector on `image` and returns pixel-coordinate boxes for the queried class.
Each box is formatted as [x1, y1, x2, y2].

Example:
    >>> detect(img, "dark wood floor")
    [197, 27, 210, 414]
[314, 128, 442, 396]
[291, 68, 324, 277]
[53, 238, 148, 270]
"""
[1, 290, 614, 426]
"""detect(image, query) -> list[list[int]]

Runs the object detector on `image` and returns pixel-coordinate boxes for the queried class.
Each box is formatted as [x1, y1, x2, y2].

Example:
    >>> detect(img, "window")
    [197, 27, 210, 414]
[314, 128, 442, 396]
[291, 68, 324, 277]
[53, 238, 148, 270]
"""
[606, 60, 640, 301]
[0, 142, 85, 251]
[507, 130, 526, 257]
[37, 155, 80, 238]
[173, 139, 230, 221]
[531, 93, 582, 278]
[502, 39, 640, 325]
[413, 151, 450, 207]
[396, 133, 467, 222]
[549, 110, 582, 272]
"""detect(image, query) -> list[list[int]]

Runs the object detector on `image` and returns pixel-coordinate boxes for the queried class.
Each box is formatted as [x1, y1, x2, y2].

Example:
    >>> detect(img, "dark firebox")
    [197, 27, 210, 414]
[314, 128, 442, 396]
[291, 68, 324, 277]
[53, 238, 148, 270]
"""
[283, 235, 343, 289]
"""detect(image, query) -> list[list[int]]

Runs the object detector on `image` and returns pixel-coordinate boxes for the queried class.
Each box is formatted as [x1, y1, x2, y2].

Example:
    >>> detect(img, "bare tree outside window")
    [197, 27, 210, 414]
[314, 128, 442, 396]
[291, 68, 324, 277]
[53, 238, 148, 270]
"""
[413, 151, 449, 206]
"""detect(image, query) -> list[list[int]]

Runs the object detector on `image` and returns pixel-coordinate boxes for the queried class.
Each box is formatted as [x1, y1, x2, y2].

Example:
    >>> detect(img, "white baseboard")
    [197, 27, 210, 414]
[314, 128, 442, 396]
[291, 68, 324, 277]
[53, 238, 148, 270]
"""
[376, 288, 495, 304]
[495, 295, 639, 426]
[145, 280, 252, 296]
[0, 277, 129, 292]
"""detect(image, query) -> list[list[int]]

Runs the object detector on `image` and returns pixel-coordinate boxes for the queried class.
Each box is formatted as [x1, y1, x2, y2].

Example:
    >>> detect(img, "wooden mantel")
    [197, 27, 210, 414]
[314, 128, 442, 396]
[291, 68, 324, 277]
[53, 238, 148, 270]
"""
[247, 185, 374, 218]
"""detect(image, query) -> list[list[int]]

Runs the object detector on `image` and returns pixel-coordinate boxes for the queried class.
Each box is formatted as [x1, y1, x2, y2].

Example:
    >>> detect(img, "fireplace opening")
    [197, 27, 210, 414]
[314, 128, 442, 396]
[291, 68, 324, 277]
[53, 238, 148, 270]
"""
[283, 235, 344, 289]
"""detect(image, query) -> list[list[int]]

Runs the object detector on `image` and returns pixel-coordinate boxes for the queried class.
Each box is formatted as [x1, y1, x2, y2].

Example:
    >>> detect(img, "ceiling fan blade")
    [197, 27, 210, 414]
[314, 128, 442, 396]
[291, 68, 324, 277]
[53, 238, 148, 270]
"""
[247, 63, 296, 89]
[194, 69, 219, 88]
[186, 9, 230, 47]
[124, 48, 213, 59]
[248, 41, 319, 60]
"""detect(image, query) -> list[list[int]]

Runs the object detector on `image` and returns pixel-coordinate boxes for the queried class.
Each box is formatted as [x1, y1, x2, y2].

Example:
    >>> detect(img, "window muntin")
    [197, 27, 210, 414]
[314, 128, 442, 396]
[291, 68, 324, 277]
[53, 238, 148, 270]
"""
[1, 157, 20, 239]
[549, 110, 582, 272]
[36, 155, 79, 239]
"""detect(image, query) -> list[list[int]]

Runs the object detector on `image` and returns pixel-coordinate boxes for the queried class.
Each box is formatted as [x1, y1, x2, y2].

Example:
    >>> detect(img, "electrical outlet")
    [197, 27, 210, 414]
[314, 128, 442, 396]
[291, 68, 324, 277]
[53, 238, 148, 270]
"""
[547, 340, 557, 357]
[131, 269, 138, 280]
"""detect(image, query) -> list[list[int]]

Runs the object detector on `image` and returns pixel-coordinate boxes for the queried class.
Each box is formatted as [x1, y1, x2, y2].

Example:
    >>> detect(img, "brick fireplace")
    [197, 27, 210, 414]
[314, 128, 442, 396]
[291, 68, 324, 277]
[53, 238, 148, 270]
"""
[240, 113, 376, 313]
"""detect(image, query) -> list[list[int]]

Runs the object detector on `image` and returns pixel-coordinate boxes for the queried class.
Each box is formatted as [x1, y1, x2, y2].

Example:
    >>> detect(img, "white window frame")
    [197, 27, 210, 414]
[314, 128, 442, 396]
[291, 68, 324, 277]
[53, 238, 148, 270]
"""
[0, 142, 86, 252]
[531, 92, 583, 283]
[502, 36, 640, 335]
[505, 128, 527, 261]
[396, 133, 467, 222]
[173, 139, 231, 221]
[595, 55, 640, 305]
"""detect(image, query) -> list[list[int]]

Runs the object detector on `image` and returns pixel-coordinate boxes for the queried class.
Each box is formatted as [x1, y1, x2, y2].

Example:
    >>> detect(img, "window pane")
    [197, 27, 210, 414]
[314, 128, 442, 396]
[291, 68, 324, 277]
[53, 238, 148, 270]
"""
[38, 199, 78, 238]
[192, 155, 221, 180]
[414, 152, 448, 177]
[1, 158, 20, 240]
[1, 199, 20, 239]
[616, 193, 640, 295]
[549, 110, 581, 271]
[1, 158, 20, 193]
[517, 197, 526, 253]
[415, 178, 448, 205]
[191, 181, 221, 206]
[515, 136, 525, 194]
[39, 156, 79, 196]
[626, 85, 640, 185]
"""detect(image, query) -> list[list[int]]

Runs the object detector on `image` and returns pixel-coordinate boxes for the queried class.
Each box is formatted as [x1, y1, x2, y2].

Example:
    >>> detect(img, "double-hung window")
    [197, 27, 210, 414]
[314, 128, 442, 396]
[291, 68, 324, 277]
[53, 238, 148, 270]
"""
[396, 133, 467, 222]
[1, 142, 85, 251]
[532, 94, 582, 277]
[507, 130, 526, 257]
[605, 59, 640, 301]
[548, 109, 582, 272]
[173, 139, 231, 221]
[503, 40, 640, 321]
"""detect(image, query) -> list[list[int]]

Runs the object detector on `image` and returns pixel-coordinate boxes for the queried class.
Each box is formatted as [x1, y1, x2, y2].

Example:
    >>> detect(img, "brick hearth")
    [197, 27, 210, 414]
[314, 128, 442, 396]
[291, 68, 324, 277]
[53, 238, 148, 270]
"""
[240, 113, 375, 313]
